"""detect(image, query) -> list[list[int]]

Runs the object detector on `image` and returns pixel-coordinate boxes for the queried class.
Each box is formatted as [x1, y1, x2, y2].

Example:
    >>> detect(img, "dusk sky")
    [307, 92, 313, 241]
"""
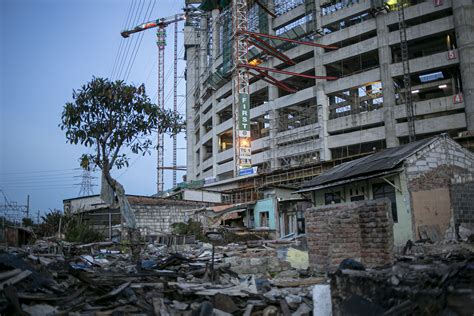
[0, 0, 187, 221]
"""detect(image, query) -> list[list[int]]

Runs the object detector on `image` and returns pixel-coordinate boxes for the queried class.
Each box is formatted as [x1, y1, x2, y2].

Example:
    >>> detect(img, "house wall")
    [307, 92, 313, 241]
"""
[66, 196, 106, 213]
[405, 137, 474, 239]
[312, 174, 413, 245]
[305, 199, 394, 272]
[253, 198, 277, 230]
[133, 204, 197, 236]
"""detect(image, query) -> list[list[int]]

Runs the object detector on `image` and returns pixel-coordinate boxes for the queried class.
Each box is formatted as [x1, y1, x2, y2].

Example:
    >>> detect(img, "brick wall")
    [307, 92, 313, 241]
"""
[305, 199, 394, 272]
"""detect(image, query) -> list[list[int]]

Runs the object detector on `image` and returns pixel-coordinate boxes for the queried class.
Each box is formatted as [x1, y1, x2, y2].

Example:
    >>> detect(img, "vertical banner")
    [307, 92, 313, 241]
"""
[238, 93, 251, 137]
[238, 93, 252, 174]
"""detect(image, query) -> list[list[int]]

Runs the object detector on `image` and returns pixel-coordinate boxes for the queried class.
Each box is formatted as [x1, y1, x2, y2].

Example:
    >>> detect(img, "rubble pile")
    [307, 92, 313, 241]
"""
[331, 248, 474, 315]
[0, 239, 318, 315]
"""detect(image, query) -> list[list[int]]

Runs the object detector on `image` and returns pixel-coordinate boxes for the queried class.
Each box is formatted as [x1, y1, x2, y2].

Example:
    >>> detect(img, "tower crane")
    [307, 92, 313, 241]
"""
[121, 13, 185, 193]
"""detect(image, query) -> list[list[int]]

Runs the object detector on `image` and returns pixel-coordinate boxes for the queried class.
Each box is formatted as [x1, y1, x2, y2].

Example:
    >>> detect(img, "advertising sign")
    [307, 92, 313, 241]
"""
[238, 93, 251, 137]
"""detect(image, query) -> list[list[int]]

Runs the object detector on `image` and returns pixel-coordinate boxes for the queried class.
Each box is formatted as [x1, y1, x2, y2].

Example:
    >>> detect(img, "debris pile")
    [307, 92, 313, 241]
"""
[0, 238, 318, 315]
[331, 248, 474, 315]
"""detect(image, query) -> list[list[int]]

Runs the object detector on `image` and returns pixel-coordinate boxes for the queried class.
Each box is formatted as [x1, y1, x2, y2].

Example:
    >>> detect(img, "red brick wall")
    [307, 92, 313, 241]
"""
[305, 199, 394, 272]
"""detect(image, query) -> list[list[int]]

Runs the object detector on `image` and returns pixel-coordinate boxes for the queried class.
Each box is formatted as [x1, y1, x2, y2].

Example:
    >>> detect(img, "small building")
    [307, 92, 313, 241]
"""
[63, 194, 216, 238]
[298, 135, 474, 246]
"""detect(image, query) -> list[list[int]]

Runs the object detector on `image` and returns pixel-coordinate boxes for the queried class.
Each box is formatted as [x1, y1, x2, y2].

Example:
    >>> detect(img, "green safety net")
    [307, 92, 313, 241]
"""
[199, 0, 231, 11]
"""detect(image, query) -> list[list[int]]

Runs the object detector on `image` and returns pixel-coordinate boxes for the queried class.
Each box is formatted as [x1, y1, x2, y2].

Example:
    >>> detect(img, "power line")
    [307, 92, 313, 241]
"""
[110, 0, 136, 79]
[123, 0, 157, 82]
[115, 0, 146, 80]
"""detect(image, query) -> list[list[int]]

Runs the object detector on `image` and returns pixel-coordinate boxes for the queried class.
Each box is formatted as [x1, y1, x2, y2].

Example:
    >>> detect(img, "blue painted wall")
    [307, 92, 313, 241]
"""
[254, 198, 276, 229]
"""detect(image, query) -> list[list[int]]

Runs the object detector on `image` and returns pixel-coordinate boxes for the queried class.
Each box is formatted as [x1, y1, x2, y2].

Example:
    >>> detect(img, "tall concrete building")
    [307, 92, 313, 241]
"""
[184, 0, 474, 187]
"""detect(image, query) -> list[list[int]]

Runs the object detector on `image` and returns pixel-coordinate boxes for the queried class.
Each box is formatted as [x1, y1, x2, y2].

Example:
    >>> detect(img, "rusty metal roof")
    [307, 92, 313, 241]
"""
[299, 136, 439, 191]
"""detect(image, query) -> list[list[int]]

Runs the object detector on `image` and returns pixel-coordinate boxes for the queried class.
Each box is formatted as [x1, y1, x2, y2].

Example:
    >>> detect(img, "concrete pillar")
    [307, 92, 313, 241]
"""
[453, 0, 474, 131]
[314, 0, 331, 161]
[266, 0, 280, 170]
[376, 14, 399, 148]
[211, 9, 220, 71]
[185, 43, 198, 180]
[199, 15, 208, 86]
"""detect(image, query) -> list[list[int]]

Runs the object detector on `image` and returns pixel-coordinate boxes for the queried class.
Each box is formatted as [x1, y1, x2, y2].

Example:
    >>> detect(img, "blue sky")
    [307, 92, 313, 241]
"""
[0, 0, 187, 221]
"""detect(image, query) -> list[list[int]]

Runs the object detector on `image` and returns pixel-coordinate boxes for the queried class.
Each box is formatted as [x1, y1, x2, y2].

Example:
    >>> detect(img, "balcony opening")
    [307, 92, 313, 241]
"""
[218, 129, 233, 152]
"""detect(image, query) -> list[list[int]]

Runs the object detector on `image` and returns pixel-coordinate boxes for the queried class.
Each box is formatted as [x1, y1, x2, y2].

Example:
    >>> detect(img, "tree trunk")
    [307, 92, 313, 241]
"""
[101, 169, 141, 266]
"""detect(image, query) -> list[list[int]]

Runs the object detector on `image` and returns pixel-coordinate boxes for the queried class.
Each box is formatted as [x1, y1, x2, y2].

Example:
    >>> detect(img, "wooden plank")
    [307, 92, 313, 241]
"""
[0, 269, 21, 281]
[0, 270, 32, 290]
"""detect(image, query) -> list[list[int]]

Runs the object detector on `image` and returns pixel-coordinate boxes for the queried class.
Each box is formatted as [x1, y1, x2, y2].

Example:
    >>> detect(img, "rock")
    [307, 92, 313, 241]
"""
[22, 304, 57, 316]
[263, 288, 283, 301]
[285, 294, 302, 308]
[338, 258, 365, 271]
[213, 294, 238, 314]
[172, 300, 188, 311]
[262, 305, 279, 316]
[391, 275, 400, 286]
[275, 269, 299, 279]
[292, 302, 312, 316]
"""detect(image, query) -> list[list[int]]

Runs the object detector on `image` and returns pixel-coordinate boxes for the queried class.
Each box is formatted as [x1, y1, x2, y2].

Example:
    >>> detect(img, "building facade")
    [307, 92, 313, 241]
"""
[185, 0, 474, 183]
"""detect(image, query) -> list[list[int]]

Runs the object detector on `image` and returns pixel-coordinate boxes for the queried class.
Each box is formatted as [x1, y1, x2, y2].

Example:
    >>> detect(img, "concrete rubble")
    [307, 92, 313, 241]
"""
[0, 236, 318, 315]
[0, 234, 473, 315]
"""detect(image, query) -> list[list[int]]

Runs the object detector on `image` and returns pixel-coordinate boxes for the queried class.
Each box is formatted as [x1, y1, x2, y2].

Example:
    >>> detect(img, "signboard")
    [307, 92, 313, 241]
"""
[239, 167, 254, 176]
[238, 93, 251, 137]
[453, 93, 463, 104]
[433, 0, 443, 7]
[447, 50, 456, 60]
[239, 147, 251, 159]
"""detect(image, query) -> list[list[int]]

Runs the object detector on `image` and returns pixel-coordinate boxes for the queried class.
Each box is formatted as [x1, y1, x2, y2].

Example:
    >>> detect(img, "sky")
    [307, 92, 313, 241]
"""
[0, 0, 187, 221]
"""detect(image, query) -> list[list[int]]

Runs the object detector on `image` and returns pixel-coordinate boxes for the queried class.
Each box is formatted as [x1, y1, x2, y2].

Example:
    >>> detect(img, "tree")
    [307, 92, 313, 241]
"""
[60, 77, 182, 231]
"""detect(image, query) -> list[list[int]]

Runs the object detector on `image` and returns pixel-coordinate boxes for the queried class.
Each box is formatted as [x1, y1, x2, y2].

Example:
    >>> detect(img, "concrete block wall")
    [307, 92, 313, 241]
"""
[451, 180, 474, 231]
[305, 199, 394, 272]
[405, 138, 474, 189]
[133, 204, 196, 236]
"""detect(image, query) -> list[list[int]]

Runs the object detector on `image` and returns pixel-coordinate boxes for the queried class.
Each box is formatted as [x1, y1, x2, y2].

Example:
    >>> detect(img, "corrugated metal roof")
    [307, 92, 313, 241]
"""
[300, 136, 438, 190]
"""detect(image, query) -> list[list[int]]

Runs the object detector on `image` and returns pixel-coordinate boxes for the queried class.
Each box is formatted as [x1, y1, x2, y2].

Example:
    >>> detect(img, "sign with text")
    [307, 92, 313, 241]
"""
[447, 50, 456, 60]
[239, 147, 251, 159]
[453, 93, 463, 104]
[238, 93, 251, 137]
[239, 167, 254, 176]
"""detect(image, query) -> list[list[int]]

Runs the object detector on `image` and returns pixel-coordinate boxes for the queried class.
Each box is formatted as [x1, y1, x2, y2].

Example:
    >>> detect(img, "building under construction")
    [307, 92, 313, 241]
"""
[183, 0, 474, 199]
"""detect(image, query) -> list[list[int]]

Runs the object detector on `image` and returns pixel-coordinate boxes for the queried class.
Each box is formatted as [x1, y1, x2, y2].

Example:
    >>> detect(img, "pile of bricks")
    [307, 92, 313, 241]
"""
[305, 199, 394, 272]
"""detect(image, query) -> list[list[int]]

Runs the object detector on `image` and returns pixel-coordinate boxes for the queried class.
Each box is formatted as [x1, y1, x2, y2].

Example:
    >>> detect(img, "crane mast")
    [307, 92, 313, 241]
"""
[121, 13, 185, 193]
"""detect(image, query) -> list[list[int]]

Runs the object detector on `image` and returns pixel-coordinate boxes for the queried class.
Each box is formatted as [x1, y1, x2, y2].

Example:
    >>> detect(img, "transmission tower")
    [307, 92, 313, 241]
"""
[0, 190, 29, 225]
[77, 169, 96, 196]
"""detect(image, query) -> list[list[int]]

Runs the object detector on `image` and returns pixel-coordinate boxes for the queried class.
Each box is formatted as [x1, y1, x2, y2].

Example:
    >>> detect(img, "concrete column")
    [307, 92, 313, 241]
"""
[211, 9, 220, 71]
[199, 15, 208, 86]
[376, 14, 398, 148]
[314, 0, 331, 161]
[266, 0, 280, 170]
[453, 0, 474, 131]
[185, 43, 198, 180]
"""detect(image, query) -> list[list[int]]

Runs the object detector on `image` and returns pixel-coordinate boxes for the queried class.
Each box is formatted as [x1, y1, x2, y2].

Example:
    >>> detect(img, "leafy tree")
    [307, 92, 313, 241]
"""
[22, 217, 34, 227]
[60, 77, 182, 229]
